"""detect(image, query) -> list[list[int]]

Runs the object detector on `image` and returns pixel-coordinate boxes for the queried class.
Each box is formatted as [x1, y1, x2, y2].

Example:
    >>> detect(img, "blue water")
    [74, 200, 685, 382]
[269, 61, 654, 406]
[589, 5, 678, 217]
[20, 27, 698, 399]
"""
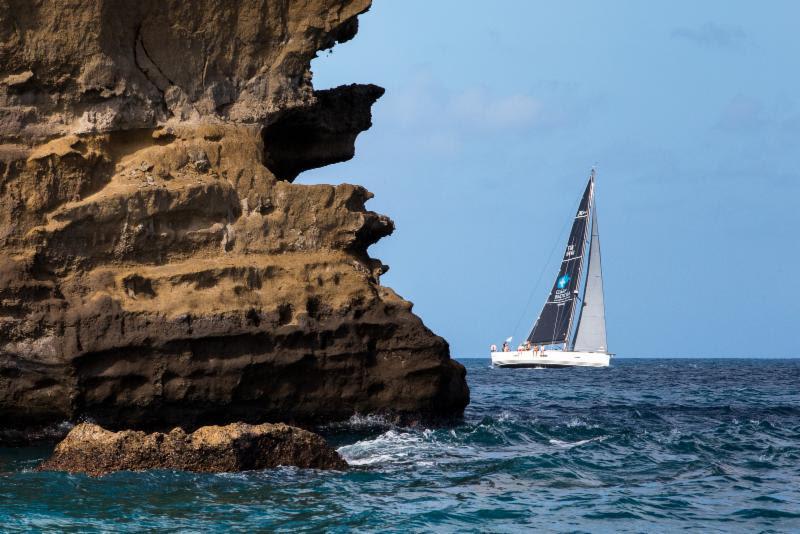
[2, 358, 800, 532]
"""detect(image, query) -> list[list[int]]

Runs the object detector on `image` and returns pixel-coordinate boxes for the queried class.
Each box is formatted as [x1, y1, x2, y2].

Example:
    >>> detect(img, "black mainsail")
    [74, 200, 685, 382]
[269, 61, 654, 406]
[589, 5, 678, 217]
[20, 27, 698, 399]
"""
[527, 175, 593, 346]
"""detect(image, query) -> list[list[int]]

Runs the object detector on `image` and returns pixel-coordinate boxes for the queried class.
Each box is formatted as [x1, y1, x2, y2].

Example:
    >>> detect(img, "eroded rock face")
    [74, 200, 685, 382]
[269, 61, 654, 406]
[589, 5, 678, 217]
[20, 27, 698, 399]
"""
[0, 0, 469, 441]
[0, 0, 370, 139]
[37, 422, 347, 475]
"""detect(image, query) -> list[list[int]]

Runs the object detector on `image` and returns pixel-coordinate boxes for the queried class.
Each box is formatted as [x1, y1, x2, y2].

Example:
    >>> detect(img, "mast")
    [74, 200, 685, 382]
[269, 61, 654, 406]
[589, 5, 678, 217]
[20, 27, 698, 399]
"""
[527, 171, 593, 347]
[572, 175, 608, 353]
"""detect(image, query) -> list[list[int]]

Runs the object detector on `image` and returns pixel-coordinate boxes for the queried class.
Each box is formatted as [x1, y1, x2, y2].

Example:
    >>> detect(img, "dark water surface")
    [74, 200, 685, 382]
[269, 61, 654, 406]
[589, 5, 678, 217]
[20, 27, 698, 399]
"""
[2, 358, 800, 532]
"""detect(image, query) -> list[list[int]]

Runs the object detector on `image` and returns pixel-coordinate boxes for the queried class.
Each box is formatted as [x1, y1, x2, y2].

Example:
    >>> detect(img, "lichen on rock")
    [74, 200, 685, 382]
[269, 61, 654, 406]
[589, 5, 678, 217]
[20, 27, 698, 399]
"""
[0, 0, 469, 442]
[37, 422, 347, 475]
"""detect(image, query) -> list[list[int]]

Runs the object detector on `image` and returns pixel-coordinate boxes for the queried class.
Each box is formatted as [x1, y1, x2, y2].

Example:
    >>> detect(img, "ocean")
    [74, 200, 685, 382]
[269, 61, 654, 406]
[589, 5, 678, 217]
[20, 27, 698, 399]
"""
[2, 358, 799, 532]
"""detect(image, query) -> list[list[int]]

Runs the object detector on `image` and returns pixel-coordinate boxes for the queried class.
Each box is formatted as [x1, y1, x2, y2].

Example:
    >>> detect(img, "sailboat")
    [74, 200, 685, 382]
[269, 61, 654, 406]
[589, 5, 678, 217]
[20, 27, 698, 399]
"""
[491, 169, 611, 368]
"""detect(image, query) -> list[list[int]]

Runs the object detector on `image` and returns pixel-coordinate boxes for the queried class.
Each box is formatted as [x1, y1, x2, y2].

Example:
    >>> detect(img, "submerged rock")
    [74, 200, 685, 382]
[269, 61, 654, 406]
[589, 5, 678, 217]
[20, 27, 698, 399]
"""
[0, 0, 469, 441]
[37, 422, 347, 476]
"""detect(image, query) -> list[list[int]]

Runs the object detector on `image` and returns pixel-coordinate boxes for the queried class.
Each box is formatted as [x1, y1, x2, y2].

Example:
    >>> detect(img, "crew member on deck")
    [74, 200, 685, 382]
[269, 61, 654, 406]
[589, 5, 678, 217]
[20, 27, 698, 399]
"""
[502, 341, 509, 352]
[490, 344, 497, 352]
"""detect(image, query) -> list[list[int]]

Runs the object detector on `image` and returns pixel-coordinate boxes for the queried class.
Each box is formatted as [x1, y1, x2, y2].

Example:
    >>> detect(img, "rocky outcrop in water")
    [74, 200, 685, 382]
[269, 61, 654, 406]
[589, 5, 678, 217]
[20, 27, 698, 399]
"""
[0, 0, 469, 441]
[37, 422, 346, 475]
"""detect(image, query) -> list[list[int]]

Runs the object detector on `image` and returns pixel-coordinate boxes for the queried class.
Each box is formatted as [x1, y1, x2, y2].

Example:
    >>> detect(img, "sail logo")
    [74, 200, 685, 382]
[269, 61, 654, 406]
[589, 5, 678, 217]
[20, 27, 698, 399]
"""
[557, 274, 571, 289]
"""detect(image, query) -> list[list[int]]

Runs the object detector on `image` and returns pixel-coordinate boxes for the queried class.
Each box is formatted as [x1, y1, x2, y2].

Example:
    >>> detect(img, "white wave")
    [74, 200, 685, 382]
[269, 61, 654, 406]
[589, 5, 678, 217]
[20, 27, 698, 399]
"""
[338, 429, 428, 466]
[321, 413, 395, 431]
[564, 417, 598, 429]
[337, 428, 476, 467]
[497, 411, 514, 422]
[548, 436, 606, 448]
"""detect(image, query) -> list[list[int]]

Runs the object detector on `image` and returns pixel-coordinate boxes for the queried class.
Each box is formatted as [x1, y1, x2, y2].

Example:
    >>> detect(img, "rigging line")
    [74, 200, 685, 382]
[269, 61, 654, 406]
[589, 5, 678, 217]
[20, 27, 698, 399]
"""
[512, 214, 572, 341]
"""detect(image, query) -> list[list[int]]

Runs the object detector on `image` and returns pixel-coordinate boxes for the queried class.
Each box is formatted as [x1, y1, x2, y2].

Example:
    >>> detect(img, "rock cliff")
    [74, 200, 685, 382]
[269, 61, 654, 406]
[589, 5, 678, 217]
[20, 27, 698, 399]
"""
[0, 0, 468, 441]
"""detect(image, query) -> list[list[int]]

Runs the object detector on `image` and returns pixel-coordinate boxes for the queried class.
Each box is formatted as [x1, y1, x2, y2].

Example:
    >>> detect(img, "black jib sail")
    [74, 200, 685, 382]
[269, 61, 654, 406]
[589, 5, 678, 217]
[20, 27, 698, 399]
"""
[527, 177, 593, 346]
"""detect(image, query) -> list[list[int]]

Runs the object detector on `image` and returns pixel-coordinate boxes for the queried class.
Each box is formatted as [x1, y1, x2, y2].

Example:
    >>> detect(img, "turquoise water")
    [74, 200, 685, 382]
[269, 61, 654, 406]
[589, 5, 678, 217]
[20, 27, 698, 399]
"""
[2, 359, 800, 532]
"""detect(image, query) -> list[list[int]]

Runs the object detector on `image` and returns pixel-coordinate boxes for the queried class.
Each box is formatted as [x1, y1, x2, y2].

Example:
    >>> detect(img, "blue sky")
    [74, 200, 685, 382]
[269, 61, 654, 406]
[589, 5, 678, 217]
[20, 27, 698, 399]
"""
[303, 1, 800, 357]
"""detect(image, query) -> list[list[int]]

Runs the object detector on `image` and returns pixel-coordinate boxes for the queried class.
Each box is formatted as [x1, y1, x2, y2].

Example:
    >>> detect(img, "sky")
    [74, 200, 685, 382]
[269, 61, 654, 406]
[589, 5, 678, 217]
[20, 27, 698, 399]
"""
[303, 0, 800, 358]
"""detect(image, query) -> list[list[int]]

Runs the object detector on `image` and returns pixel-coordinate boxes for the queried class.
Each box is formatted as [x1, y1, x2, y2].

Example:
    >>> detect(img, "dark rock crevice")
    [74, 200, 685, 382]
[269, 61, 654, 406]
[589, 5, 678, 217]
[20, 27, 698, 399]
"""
[262, 84, 385, 181]
[132, 23, 173, 119]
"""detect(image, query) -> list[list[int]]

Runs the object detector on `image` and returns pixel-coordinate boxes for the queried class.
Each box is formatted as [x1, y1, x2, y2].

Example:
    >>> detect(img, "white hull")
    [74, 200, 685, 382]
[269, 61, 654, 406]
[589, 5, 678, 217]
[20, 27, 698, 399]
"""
[491, 350, 610, 368]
